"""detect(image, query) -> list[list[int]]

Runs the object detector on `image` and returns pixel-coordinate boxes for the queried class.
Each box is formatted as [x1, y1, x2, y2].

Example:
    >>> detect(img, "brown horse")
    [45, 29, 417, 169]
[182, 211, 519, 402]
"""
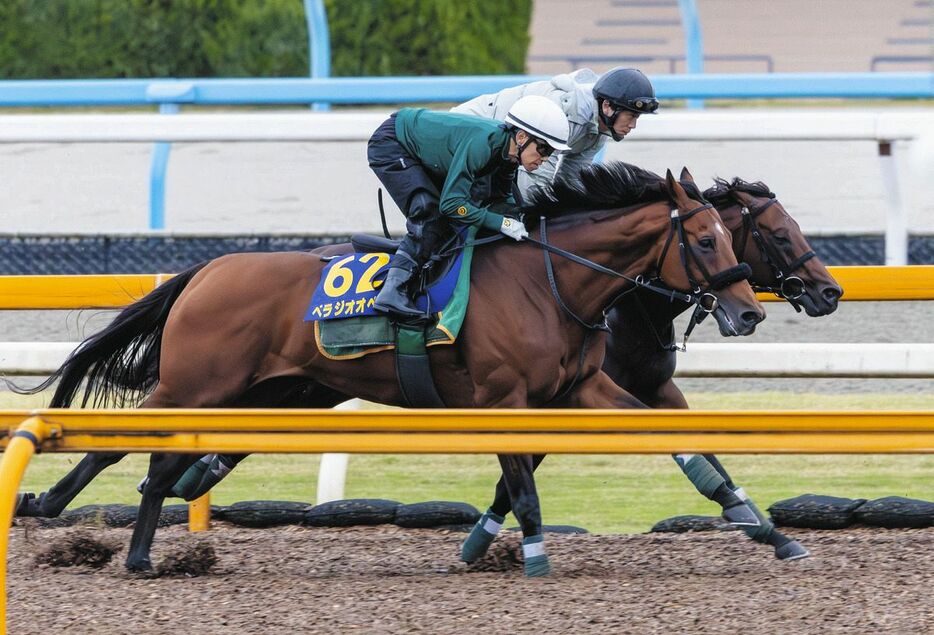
[464, 169, 842, 563]
[14, 165, 764, 576]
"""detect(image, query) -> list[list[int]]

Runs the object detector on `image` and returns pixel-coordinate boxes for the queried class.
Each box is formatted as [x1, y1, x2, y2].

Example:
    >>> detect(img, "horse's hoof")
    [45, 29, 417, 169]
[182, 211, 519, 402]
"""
[722, 502, 761, 527]
[126, 558, 153, 573]
[460, 525, 497, 563]
[524, 554, 551, 577]
[14, 492, 37, 517]
[775, 540, 810, 561]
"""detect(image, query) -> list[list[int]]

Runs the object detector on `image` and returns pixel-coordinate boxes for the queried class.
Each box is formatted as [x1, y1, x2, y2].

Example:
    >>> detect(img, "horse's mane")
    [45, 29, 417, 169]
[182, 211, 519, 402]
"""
[703, 177, 775, 206]
[523, 161, 708, 219]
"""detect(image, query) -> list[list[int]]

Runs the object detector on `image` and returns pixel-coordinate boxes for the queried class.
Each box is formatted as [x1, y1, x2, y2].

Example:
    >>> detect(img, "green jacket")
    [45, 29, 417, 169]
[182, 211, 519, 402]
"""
[394, 108, 517, 231]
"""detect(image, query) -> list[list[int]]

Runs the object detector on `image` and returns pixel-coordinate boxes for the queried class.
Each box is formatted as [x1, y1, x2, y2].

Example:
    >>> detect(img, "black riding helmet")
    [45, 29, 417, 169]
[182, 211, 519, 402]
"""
[592, 67, 658, 141]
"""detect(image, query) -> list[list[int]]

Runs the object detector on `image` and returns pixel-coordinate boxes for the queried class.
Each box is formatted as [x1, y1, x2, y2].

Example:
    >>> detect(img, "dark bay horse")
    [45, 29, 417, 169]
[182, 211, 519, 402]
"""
[14, 165, 764, 575]
[462, 169, 843, 564]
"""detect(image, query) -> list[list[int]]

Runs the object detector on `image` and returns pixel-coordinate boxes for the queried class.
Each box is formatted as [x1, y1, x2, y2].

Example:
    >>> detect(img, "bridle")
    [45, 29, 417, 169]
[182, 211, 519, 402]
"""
[735, 197, 816, 311]
[528, 201, 751, 339]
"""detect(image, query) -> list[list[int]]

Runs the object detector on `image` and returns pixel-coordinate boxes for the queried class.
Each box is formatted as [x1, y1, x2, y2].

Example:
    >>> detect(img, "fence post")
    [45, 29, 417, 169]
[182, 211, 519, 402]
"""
[304, 0, 331, 112]
[880, 140, 909, 266]
[677, 0, 705, 109]
[145, 82, 196, 230]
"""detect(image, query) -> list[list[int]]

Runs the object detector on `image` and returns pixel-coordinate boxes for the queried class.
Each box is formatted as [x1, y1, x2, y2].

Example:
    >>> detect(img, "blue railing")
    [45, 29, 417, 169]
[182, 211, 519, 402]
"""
[1, 72, 931, 229]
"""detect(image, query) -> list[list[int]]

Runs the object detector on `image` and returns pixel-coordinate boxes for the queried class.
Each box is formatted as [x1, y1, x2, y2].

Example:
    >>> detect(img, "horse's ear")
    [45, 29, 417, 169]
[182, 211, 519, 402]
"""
[679, 167, 695, 184]
[666, 169, 691, 208]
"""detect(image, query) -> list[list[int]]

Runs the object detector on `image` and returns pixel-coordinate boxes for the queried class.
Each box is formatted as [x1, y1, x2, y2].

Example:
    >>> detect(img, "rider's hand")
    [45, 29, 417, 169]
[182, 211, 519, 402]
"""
[500, 217, 529, 241]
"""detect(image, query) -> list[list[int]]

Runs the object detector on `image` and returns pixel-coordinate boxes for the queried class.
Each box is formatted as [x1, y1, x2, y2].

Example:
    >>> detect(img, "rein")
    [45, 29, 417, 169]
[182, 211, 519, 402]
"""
[737, 198, 816, 311]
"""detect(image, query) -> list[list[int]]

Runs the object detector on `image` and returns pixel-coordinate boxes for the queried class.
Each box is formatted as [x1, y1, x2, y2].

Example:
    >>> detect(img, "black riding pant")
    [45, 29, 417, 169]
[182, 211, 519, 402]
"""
[367, 114, 451, 267]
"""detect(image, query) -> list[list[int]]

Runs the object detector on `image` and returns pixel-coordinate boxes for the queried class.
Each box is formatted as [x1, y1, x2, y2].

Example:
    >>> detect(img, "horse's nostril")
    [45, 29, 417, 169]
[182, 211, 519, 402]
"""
[823, 286, 842, 301]
[741, 310, 763, 325]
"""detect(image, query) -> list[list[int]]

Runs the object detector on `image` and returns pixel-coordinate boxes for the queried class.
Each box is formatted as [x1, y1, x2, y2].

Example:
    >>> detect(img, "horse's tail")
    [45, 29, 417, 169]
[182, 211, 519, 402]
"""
[7, 262, 209, 408]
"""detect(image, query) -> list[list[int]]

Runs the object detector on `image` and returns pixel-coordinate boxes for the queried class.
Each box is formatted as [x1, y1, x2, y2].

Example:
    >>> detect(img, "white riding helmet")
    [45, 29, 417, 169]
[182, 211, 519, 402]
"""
[504, 95, 571, 152]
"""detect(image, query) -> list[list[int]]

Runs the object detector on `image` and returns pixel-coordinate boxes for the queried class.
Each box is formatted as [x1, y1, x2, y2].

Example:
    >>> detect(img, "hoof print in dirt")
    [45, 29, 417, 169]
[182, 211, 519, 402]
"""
[394, 501, 480, 528]
[853, 496, 934, 529]
[465, 536, 524, 573]
[218, 501, 311, 528]
[35, 531, 121, 569]
[155, 543, 217, 578]
[768, 494, 867, 529]
[651, 515, 737, 533]
[303, 499, 400, 527]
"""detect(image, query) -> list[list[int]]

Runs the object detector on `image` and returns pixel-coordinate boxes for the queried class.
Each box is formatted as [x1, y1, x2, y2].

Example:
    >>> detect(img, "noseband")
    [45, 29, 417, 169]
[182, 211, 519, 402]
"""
[737, 198, 816, 306]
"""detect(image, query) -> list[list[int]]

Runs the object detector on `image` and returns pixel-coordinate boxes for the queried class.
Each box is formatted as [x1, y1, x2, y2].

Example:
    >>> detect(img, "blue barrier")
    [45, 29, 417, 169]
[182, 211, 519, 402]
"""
[1, 73, 930, 107]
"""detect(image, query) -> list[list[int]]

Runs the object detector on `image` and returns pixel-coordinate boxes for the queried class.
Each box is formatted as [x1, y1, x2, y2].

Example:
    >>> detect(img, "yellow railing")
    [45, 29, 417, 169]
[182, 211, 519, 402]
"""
[1, 266, 934, 309]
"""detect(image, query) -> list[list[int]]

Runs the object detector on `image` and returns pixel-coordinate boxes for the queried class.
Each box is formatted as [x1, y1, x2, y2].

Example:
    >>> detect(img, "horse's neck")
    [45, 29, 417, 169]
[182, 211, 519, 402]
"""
[534, 203, 671, 323]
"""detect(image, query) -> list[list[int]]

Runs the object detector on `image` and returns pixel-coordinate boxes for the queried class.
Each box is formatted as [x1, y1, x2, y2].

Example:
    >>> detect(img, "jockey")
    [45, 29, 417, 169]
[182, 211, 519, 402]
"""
[452, 67, 658, 197]
[368, 95, 571, 319]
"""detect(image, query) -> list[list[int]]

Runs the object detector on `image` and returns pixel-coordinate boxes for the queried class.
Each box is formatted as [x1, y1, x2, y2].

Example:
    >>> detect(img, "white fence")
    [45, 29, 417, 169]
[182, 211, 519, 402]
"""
[0, 109, 932, 263]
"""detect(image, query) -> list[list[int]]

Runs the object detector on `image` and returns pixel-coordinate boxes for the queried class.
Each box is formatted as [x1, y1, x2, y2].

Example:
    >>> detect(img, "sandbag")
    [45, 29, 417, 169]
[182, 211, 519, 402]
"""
[853, 496, 934, 529]
[394, 501, 480, 528]
[768, 494, 866, 529]
[651, 515, 735, 533]
[218, 501, 311, 528]
[303, 499, 401, 527]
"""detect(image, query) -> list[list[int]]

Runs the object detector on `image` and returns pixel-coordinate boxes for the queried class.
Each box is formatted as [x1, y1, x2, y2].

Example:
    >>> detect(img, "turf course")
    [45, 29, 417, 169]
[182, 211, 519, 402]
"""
[5, 391, 934, 534]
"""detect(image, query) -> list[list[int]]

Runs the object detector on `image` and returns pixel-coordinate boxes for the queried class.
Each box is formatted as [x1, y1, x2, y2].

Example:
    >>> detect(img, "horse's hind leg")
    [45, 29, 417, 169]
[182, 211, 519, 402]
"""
[461, 453, 546, 564]
[17, 452, 127, 517]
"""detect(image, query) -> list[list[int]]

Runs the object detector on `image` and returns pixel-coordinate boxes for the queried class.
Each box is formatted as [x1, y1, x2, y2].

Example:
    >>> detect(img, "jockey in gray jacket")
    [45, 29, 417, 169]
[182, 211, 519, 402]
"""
[452, 67, 658, 198]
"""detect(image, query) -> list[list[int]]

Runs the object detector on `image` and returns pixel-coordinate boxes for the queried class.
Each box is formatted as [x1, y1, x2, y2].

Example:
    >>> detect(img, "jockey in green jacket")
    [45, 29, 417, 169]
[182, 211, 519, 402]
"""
[367, 95, 571, 319]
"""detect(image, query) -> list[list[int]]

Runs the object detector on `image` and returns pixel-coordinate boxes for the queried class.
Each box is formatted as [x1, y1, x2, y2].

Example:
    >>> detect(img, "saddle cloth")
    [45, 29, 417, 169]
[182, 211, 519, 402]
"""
[306, 226, 477, 360]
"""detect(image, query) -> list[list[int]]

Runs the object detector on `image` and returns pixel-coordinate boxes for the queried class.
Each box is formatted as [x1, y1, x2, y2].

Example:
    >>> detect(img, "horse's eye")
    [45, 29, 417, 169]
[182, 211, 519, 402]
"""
[773, 233, 791, 244]
[698, 237, 716, 250]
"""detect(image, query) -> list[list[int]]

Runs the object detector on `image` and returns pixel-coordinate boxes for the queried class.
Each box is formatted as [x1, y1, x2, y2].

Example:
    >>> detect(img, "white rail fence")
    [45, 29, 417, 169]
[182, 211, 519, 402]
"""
[0, 110, 932, 264]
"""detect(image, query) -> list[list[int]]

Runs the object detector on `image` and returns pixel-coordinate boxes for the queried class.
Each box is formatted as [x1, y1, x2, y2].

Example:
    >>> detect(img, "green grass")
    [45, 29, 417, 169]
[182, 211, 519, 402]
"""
[7, 390, 934, 534]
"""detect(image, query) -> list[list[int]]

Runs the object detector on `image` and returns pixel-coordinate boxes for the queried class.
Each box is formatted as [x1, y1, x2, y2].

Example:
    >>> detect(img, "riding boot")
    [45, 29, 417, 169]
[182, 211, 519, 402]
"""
[373, 255, 423, 318]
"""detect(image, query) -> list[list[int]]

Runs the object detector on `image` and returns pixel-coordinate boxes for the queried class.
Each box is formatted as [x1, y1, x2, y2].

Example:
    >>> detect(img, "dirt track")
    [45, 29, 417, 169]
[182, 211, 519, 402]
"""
[6, 523, 932, 634]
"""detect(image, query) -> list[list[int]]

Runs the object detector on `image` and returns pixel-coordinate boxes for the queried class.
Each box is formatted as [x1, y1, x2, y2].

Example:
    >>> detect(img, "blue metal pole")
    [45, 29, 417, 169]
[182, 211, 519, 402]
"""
[149, 102, 179, 230]
[677, 0, 705, 109]
[304, 0, 332, 112]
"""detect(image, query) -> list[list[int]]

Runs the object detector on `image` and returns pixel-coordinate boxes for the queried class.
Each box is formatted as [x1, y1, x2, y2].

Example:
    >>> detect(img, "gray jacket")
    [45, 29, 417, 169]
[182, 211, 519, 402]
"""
[452, 68, 607, 198]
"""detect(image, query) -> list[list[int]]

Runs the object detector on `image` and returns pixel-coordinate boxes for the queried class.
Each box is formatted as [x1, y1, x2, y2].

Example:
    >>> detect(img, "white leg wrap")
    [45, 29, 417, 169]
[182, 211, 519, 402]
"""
[522, 541, 545, 559]
[482, 517, 503, 534]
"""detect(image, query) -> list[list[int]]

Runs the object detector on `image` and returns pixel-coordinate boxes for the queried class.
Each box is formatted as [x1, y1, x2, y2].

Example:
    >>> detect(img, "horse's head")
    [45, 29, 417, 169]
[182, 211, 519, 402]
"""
[696, 171, 843, 317]
[656, 169, 765, 336]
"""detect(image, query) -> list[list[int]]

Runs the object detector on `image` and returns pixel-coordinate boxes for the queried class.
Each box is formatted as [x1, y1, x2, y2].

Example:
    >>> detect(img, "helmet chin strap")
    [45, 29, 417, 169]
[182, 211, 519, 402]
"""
[597, 99, 625, 142]
[513, 130, 534, 163]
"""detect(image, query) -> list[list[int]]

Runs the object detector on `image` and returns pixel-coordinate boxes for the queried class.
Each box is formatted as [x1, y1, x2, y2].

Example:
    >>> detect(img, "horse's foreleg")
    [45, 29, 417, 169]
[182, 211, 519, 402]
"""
[461, 453, 546, 564]
[170, 453, 247, 501]
[126, 452, 200, 573]
[17, 452, 127, 517]
[496, 453, 549, 577]
[653, 380, 809, 560]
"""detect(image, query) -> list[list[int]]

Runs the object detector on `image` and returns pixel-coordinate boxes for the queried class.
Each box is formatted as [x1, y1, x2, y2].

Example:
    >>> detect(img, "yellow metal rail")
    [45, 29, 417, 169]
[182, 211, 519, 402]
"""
[1, 266, 934, 310]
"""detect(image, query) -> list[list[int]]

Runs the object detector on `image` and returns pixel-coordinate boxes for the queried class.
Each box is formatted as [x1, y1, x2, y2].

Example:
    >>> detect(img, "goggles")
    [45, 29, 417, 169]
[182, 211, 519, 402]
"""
[616, 97, 659, 114]
[534, 139, 556, 157]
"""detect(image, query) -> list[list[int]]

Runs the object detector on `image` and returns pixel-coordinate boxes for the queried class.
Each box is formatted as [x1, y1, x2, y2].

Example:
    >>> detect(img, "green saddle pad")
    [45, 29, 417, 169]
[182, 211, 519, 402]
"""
[315, 229, 475, 360]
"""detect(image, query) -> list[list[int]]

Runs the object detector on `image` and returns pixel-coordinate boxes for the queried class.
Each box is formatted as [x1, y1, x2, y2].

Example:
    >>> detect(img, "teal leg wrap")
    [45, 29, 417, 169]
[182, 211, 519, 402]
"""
[735, 490, 775, 542]
[182, 454, 235, 501]
[171, 455, 212, 499]
[522, 535, 551, 577]
[460, 509, 505, 563]
[674, 454, 726, 499]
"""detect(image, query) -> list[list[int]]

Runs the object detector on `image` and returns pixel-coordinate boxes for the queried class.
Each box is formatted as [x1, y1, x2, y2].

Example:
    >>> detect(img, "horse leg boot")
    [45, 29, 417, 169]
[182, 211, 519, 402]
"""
[461, 454, 546, 563]
[126, 452, 201, 573]
[703, 455, 810, 560]
[17, 452, 128, 517]
[672, 453, 760, 527]
[497, 454, 549, 577]
[169, 453, 247, 500]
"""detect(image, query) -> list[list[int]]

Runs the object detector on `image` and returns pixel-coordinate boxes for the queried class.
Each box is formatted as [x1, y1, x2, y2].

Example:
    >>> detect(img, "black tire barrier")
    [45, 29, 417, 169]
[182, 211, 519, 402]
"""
[853, 497, 934, 529]
[768, 494, 867, 529]
[393, 501, 479, 528]
[303, 499, 402, 527]
[650, 515, 738, 533]
[216, 501, 311, 528]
